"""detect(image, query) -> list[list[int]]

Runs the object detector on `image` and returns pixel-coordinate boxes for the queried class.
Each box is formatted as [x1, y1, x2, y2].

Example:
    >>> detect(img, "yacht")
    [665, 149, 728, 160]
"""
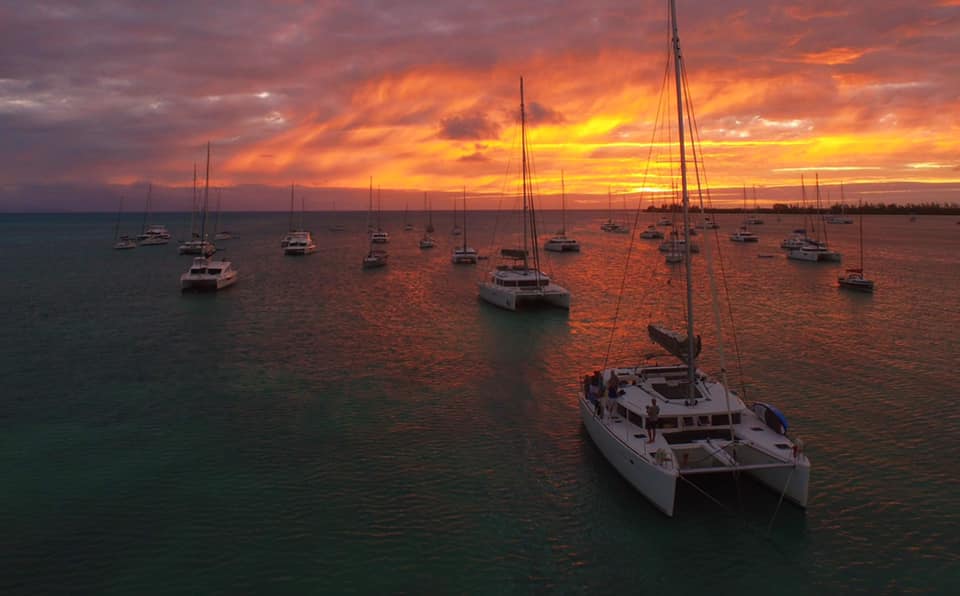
[657, 217, 672, 227]
[113, 236, 137, 250]
[544, 172, 581, 252]
[362, 248, 388, 269]
[284, 231, 316, 255]
[729, 226, 759, 243]
[640, 225, 664, 239]
[178, 237, 216, 256]
[452, 189, 479, 263]
[658, 237, 699, 253]
[138, 224, 171, 245]
[111, 195, 137, 250]
[788, 242, 841, 262]
[136, 184, 170, 245]
[479, 78, 570, 311]
[419, 236, 436, 249]
[696, 216, 719, 229]
[780, 229, 809, 249]
[580, 2, 809, 517]
[838, 202, 874, 292]
[180, 256, 238, 291]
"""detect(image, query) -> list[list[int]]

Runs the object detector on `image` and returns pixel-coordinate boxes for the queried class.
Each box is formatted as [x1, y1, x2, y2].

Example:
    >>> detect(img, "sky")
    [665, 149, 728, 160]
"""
[1, 0, 959, 210]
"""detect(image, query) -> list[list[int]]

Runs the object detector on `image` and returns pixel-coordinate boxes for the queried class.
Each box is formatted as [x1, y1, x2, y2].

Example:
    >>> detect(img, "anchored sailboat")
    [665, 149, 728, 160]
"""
[579, 0, 809, 517]
[452, 187, 478, 264]
[478, 78, 570, 311]
[544, 171, 580, 252]
[838, 201, 874, 292]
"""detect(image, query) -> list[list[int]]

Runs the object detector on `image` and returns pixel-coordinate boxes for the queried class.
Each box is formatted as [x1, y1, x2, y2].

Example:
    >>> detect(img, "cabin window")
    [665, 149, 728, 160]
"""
[698, 416, 710, 426]
[207, 268, 222, 274]
[732, 413, 741, 424]
[628, 411, 644, 427]
[660, 417, 678, 429]
[683, 417, 694, 427]
[616, 405, 628, 418]
[712, 414, 729, 426]
[190, 268, 205, 274]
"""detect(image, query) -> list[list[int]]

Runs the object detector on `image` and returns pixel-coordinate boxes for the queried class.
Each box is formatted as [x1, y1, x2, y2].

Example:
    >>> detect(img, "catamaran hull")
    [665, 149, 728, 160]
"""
[580, 397, 678, 516]
[544, 243, 580, 252]
[478, 283, 571, 311]
[180, 275, 237, 292]
[284, 247, 316, 255]
[733, 443, 811, 508]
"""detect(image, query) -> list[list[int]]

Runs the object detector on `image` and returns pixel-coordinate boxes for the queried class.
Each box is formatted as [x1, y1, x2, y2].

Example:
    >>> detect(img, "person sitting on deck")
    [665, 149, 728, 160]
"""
[645, 399, 660, 443]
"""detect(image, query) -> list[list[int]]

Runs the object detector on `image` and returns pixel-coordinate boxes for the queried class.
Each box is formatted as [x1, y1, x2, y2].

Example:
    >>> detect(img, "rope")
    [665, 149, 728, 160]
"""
[767, 465, 797, 533]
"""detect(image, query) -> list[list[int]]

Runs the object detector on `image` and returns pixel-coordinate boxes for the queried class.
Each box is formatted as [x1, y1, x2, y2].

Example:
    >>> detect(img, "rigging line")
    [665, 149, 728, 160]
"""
[680, 63, 747, 400]
[601, 39, 676, 370]
[767, 465, 797, 533]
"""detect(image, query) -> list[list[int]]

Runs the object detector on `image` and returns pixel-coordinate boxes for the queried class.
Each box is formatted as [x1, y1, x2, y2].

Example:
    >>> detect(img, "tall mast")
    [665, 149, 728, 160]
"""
[670, 0, 697, 396]
[114, 195, 123, 241]
[367, 177, 373, 232]
[190, 163, 197, 237]
[377, 186, 382, 231]
[300, 189, 305, 231]
[289, 183, 295, 231]
[519, 77, 529, 269]
[561, 170, 566, 234]
[462, 186, 467, 250]
[859, 199, 864, 271]
[200, 143, 210, 247]
[141, 183, 152, 234]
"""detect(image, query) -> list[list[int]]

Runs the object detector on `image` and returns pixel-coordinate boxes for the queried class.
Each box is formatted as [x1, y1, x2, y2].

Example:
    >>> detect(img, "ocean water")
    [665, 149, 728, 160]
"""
[1, 211, 958, 594]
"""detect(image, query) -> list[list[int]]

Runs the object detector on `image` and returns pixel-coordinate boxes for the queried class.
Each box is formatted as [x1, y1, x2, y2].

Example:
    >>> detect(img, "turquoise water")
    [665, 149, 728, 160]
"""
[1, 212, 958, 594]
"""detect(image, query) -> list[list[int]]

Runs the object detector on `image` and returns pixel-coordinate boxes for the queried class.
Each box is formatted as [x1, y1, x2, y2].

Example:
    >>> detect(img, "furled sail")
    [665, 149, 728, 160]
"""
[648, 324, 701, 363]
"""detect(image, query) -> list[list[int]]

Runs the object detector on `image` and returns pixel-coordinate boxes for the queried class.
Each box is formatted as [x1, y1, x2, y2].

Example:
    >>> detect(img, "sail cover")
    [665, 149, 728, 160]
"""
[648, 324, 701, 363]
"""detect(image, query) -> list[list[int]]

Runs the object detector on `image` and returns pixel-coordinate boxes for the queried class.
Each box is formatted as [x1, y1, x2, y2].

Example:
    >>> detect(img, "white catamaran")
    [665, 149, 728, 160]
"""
[479, 78, 570, 311]
[579, 0, 809, 517]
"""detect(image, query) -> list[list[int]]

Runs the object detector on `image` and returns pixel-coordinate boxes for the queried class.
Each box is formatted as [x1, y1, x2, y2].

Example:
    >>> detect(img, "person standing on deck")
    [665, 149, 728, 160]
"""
[646, 399, 660, 442]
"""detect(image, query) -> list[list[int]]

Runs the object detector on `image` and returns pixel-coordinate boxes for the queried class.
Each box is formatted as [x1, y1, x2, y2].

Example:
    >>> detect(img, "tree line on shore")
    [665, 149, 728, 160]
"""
[645, 202, 960, 215]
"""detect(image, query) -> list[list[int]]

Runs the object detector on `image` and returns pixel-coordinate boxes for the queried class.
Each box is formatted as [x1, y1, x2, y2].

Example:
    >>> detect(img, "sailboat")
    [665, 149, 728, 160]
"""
[478, 78, 570, 311]
[544, 171, 581, 252]
[826, 183, 854, 224]
[112, 194, 137, 249]
[137, 184, 171, 245]
[177, 167, 216, 256]
[212, 188, 236, 240]
[613, 191, 630, 234]
[452, 187, 478, 264]
[363, 179, 388, 268]
[181, 143, 238, 291]
[403, 203, 414, 231]
[328, 201, 345, 232]
[419, 192, 435, 249]
[600, 188, 620, 232]
[838, 201, 874, 291]
[425, 192, 435, 234]
[729, 185, 759, 242]
[451, 199, 462, 236]
[744, 185, 764, 225]
[787, 174, 841, 262]
[284, 185, 316, 255]
[370, 184, 389, 243]
[579, 0, 809, 517]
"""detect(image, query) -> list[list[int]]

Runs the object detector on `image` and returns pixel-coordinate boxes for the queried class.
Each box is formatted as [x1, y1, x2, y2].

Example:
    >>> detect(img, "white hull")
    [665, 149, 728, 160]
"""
[478, 281, 570, 311]
[284, 245, 316, 255]
[139, 237, 169, 246]
[180, 272, 237, 292]
[580, 397, 679, 516]
[544, 240, 580, 252]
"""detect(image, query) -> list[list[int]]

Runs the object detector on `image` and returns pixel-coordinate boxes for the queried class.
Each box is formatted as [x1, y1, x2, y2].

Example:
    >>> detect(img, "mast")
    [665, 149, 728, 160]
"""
[816, 173, 830, 246]
[519, 77, 530, 269]
[114, 195, 123, 241]
[300, 190, 305, 231]
[200, 142, 210, 248]
[858, 199, 864, 271]
[462, 186, 467, 250]
[190, 163, 197, 237]
[141, 183, 152, 234]
[560, 170, 566, 234]
[214, 187, 222, 236]
[377, 186, 382, 231]
[670, 0, 697, 396]
[368, 177, 373, 232]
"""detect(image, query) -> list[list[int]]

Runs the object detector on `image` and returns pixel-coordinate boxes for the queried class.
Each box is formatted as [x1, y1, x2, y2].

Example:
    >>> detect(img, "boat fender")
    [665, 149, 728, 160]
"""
[793, 438, 804, 457]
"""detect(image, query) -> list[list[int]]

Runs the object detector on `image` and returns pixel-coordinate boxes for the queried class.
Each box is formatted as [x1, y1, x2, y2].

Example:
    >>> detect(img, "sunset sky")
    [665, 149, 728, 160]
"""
[2, 0, 959, 210]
